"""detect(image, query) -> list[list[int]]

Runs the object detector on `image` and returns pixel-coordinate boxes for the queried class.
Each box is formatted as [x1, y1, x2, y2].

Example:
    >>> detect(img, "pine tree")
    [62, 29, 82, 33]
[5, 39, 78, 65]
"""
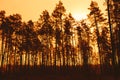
[52, 1, 66, 66]
[88, 1, 107, 73]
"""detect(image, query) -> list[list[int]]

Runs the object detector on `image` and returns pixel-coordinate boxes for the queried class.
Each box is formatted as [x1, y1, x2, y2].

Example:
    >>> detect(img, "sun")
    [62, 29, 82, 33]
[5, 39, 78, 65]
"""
[72, 13, 87, 21]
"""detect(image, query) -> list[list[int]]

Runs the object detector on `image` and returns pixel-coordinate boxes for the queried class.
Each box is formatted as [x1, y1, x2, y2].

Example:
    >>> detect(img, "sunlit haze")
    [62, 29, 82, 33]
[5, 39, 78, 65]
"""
[0, 0, 105, 21]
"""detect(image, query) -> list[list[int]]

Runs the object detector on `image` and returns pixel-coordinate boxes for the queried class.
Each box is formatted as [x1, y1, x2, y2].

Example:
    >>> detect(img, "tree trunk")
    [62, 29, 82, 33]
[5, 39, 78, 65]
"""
[107, 0, 116, 74]
[1, 32, 5, 68]
[94, 14, 103, 74]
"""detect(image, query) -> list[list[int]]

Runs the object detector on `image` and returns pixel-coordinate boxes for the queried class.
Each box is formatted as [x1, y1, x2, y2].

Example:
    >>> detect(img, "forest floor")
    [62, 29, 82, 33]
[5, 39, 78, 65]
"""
[0, 66, 120, 80]
[1, 72, 120, 80]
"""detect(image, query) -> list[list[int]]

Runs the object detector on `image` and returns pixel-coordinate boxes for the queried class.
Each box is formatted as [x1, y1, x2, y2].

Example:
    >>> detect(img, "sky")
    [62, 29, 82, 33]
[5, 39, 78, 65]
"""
[0, 0, 106, 22]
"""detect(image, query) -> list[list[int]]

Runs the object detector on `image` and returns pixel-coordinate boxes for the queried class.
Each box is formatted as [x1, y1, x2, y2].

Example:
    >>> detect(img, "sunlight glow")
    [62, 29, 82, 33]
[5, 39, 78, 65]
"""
[72, 13, 87, 21]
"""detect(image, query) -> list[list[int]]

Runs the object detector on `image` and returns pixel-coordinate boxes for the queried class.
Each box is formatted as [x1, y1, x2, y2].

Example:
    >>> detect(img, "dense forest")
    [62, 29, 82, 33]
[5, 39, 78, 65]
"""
[0, 0, 120, 80]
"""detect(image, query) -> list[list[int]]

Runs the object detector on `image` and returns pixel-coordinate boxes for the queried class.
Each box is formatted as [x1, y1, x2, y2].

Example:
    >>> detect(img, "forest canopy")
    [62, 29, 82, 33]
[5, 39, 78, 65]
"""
[0, 0, 120, 75]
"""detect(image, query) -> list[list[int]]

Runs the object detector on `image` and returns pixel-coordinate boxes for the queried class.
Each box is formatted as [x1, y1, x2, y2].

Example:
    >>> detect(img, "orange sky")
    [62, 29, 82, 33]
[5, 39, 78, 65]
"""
[0, 0, 106, 21]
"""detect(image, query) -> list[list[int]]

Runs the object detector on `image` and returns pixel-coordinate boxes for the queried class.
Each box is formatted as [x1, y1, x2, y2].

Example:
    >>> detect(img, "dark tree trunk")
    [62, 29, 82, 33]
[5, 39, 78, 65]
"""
[107, 0, 116, 74]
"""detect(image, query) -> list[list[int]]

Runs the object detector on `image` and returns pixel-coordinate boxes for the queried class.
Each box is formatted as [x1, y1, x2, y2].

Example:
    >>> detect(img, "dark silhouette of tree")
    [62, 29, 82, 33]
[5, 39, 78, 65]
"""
[64, 13, 74, 66]
[0, 13, 22, 72]
[37, 10, 54, 66]
[17, 20, 36, 69]
[88, 1, 107, 74]
[106, 0, 116, 73]
[0, 10, 6, 69]
[105, 0, 120, 75]
[66, 14, 76, 66]
[76, 25, 83, 65]
[7, 14, 22, 71]
[76, 20, 92, 72]
[108, 0, 120, 74]
[113, 0, 120, 72]
[52, 0, 66, 66]
[99, 27, 112, 73]
[81, 20, 92, 69]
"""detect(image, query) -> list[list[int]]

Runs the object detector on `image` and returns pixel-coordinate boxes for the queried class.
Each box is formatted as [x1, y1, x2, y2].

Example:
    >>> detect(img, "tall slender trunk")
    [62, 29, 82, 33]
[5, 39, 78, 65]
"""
[60, 16, 65, 67]
[63, 46, 65, 66]
[28, 52, 30, 69]
[48, 36, 52, 66]
[20, 52, 22, 67]
[72, 32, 75, 66]
[47, 35, 50, 66]
[107, 0, 116, 73]
[118, 25, 120, 68]
[54, 21, 57, 67]
[94, 14, 102, 74]
[42, 50, 44, 66]
[14, 39, 16, 68]
[1, 32, 5, 68]
[25, 52, 27, 67]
